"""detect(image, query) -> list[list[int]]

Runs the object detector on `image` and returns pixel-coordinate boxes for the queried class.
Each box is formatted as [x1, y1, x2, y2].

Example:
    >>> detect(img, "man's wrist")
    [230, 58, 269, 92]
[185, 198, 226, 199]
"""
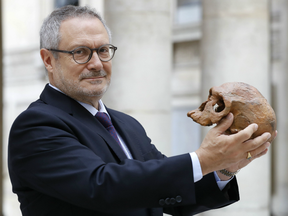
[194, 149, 211, 176]
[217, 169, 239, 180]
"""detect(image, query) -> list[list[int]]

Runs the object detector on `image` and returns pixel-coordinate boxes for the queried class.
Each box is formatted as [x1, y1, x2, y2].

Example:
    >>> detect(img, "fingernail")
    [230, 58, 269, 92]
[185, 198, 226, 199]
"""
[254, 124, 258, 130]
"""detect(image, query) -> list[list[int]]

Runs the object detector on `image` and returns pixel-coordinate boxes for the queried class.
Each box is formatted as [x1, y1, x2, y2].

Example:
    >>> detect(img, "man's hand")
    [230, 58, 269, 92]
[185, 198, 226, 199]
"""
[195, 113, 273, 176]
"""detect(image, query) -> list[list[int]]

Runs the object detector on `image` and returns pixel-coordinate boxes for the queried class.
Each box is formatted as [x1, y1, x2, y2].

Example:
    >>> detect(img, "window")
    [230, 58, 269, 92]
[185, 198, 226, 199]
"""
[176, 0, 202, 24]
[55, 0, 79, 8]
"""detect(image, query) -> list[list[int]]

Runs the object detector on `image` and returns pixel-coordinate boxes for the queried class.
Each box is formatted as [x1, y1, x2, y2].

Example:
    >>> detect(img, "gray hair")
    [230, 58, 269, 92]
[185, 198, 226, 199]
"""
[40, 5, 112, 56]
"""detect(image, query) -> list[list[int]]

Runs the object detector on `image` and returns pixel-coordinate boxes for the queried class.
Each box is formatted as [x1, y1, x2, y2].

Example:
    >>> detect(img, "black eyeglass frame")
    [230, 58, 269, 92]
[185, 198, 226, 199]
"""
[47, 44, 117, 64]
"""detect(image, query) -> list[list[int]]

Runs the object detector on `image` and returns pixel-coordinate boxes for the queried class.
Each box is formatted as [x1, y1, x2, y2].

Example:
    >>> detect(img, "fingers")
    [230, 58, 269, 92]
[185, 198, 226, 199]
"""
[232, 123, 259, 143]
[245, 132, 271, 151]
[247, 144, 269, 164]
[248, 141, 270, 159]
[214, 113, 234, 134]
[253, 147, 269, 160]
[242, 131, 271, 162]
[271, 130, 278, 143]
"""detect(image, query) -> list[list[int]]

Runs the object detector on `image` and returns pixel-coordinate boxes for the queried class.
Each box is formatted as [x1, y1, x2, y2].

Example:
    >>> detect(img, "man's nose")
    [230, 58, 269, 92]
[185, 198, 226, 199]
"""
[87, 51, 103, 70]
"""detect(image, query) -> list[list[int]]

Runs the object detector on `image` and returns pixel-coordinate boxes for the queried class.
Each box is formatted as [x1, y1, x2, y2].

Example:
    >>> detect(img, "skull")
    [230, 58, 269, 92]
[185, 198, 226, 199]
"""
[187, 82, 277, 142]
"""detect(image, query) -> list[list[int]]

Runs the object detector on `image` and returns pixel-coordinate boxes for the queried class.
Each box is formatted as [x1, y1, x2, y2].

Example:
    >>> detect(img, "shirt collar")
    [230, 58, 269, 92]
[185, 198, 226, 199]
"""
[48, 83, 110, 118]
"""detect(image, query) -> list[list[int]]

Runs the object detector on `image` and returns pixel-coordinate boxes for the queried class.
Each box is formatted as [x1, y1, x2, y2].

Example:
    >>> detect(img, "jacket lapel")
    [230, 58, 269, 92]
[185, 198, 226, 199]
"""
[108, 109, 145, 162]
[72, 107, 128, 162]
[39, 84, 127, 162]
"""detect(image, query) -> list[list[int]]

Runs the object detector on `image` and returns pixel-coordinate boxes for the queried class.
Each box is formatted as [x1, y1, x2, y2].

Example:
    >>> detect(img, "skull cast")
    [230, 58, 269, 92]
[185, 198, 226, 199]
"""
[187, 82, 277, 142]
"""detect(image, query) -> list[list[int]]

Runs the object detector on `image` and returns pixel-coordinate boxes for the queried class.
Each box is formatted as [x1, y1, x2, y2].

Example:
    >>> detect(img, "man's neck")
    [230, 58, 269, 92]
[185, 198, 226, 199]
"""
[48, 83, 100, 109]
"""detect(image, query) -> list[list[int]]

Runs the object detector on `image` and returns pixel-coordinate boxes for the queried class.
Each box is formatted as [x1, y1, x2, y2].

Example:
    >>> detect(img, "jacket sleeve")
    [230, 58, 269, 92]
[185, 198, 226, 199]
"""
[8, 108, 194, 213]
[164, 173, 239, 215]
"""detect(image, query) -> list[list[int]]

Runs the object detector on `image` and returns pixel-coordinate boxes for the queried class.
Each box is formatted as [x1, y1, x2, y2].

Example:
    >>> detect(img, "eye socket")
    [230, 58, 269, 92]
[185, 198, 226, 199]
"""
[213, 103, 219, 111]
[214, 99, 225, 112]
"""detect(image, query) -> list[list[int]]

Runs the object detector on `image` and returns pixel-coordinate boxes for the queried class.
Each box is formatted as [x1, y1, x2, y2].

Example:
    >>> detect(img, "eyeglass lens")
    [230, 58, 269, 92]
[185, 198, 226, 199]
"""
[73, 45, 115, 63]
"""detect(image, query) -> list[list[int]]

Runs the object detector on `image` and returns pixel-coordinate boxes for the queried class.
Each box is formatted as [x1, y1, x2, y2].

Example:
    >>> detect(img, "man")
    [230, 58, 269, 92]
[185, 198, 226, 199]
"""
[8, 5, 273, 216]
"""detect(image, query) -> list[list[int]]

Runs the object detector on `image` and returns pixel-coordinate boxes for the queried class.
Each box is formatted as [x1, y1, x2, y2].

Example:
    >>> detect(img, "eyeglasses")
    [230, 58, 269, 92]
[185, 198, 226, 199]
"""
[48, 44, 117, 64]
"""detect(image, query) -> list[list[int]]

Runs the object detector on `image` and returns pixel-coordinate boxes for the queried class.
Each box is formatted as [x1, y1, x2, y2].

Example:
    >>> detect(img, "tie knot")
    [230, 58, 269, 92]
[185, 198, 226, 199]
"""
[95, 112, 112, 128]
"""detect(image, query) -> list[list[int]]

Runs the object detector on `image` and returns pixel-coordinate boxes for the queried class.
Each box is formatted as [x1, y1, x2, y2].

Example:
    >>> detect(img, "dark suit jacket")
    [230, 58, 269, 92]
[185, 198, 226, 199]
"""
[8, 84, 239, 216]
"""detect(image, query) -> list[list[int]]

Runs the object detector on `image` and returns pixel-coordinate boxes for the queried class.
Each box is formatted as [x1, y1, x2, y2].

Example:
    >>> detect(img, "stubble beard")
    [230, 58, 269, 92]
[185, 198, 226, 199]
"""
[54, 62, 110, 102]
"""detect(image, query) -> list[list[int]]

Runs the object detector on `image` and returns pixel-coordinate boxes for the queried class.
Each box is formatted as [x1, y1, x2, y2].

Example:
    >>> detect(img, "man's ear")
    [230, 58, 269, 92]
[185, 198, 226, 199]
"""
[40, 48, 55, 73]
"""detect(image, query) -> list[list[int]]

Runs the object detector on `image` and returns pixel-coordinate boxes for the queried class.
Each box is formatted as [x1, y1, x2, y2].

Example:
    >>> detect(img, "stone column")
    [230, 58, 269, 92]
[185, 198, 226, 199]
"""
[0, 1, 3, 215]
[103, 0, 172, 156]
[200, 1, 270, 216]
[270, 0, 288, 215]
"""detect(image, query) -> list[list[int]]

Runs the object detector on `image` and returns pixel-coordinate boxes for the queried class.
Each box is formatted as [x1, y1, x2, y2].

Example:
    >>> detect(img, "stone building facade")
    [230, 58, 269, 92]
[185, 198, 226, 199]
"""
[2, 0, 288, 216]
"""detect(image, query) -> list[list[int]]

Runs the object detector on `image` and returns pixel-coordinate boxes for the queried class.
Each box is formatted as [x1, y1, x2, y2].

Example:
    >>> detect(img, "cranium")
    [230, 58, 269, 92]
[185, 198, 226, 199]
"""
[187, 82, 277, 142]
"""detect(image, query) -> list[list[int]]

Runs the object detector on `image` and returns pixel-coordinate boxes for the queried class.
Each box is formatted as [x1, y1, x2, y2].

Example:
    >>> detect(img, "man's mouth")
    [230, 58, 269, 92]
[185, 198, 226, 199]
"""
[80, 71, 107, 81]
[84, 76, 104, 80]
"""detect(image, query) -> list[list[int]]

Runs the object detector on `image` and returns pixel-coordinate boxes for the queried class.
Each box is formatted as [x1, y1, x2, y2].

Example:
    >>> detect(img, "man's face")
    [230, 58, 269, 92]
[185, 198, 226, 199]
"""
[49, 17, 112, 105]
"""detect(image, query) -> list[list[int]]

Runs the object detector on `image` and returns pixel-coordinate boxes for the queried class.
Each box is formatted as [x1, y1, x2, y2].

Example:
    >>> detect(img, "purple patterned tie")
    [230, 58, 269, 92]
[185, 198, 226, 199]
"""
[95, 112, 123, 148]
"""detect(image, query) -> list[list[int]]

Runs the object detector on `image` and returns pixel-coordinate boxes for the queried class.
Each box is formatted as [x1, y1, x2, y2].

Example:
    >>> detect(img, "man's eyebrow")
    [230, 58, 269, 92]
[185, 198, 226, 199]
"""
[67, 43, 109, 49]
[66, 43, 89, 49]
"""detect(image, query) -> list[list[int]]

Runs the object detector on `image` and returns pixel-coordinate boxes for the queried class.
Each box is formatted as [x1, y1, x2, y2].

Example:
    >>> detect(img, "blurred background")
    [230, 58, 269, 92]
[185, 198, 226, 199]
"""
[0, 0, 287, 215]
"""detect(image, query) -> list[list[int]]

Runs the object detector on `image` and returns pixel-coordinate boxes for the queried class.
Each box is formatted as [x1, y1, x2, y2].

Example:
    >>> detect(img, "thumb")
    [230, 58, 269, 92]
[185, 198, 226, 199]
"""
[214, 113, 234, 134]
